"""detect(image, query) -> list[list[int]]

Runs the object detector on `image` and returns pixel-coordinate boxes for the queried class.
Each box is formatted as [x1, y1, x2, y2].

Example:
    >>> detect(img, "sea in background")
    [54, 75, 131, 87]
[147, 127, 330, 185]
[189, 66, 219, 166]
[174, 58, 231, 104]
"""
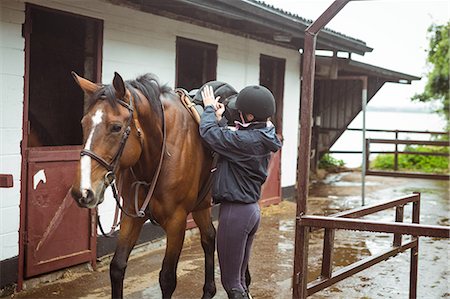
[330, 107, 448, 168]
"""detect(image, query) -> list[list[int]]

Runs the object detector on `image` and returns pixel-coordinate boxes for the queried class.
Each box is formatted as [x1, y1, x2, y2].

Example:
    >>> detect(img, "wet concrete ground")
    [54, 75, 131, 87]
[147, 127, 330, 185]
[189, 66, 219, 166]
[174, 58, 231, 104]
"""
[9, 171, 449, 298]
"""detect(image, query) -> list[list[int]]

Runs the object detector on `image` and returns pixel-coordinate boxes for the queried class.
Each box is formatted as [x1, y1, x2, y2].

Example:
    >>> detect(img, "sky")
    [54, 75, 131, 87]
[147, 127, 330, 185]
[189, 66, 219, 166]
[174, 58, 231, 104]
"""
[262, 0, 449, 111]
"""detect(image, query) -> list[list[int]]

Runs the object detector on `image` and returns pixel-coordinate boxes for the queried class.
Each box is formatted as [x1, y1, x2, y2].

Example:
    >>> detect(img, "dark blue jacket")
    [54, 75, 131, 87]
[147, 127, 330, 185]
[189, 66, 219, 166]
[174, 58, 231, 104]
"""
[199, 105, 282, 204]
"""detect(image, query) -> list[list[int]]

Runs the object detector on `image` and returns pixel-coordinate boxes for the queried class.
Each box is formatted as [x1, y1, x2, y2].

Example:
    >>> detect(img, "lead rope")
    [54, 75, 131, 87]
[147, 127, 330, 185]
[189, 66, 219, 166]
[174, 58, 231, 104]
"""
[97, 174, 123, 237]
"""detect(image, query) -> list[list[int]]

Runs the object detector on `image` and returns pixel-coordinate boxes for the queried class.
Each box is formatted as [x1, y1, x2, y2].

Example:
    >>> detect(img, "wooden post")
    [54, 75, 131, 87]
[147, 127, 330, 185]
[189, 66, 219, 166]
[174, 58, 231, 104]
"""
[293, 1, 351, 298]
[393, 205, 404, 247]
[409, 192, 420, 298]
[320, 228, 335, 278]
[394, 130, 399, 171]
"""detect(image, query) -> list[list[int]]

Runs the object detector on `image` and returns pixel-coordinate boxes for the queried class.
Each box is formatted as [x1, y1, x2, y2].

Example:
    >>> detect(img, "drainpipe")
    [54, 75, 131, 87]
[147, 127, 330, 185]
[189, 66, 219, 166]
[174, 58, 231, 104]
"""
[293, 1, 351, 298]
[361, 77, 368, 206]
[327, 75, 368, 205]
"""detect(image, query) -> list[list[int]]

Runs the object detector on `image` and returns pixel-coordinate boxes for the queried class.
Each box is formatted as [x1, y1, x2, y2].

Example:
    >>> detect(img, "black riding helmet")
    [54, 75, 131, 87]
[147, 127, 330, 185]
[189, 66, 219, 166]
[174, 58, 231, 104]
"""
[230, 85, 276, 121]
[194, 81, 240, 125]
[193, 81, 237, 105]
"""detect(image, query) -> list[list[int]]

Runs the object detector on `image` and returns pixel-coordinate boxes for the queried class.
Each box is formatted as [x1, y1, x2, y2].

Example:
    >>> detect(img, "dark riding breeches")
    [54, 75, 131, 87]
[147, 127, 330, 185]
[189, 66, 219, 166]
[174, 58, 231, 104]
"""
[217, 201, 260, 294]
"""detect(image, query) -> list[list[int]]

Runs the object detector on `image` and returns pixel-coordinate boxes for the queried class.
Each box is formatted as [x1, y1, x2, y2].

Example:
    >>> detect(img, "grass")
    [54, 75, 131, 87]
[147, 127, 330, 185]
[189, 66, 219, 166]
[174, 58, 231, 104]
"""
[371, 145, 449, 174]
[319, 154, 345, 170]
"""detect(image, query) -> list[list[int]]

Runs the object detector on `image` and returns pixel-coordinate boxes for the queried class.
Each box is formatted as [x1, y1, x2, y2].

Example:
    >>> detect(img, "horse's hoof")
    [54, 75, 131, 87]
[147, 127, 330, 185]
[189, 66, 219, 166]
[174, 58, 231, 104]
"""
[201, 290, 216, 299]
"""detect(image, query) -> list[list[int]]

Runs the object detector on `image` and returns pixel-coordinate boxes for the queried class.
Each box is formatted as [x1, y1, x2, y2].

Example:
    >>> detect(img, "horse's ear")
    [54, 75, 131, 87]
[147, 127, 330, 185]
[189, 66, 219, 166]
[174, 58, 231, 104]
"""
[113, 72, 126, 99]
[72, 71, 99, 96]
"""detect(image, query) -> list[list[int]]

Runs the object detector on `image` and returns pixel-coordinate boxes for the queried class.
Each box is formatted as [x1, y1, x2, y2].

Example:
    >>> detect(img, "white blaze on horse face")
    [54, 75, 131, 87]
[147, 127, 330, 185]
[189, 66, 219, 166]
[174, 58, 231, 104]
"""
[80, 109, 103, 197]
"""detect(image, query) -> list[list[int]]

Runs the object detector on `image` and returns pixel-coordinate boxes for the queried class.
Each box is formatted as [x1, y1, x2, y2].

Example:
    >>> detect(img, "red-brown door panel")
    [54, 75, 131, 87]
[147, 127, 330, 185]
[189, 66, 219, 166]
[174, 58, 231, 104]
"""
[260, 150, 282, 207]
[25, 148, 95, 277]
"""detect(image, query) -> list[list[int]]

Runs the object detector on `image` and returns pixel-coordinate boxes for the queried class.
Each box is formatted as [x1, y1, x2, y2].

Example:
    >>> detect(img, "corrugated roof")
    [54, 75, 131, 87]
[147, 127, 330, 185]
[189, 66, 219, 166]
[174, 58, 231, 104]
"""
[249, 0, 367, 44]
[109, 0, 373, 55]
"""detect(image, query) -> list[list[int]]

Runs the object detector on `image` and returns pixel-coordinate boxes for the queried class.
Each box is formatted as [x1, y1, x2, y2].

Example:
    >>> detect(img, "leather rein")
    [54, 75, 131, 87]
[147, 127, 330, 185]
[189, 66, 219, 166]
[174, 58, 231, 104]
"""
[81, 92, 166, 236]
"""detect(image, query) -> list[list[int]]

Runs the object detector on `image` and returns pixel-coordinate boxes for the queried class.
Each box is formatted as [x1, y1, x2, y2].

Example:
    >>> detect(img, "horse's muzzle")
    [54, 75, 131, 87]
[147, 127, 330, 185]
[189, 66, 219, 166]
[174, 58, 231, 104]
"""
[71, 187, 96, 208]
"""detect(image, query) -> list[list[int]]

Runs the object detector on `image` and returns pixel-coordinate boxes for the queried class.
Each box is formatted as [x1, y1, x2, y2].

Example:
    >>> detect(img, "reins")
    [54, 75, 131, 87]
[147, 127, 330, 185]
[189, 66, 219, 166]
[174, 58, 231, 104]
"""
[83, 90, 166, 237]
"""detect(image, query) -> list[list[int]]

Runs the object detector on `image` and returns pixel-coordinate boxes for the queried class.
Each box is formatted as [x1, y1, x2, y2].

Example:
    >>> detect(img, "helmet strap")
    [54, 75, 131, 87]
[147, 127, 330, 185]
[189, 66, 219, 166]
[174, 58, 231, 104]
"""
[239, 111, 254, 124]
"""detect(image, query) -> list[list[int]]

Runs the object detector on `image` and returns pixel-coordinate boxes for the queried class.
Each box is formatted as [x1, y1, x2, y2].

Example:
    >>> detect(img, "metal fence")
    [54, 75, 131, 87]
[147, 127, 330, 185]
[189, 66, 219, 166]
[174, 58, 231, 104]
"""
[295, 192, 450, 298]
[364, 136, 449, 180]
[325, 128, 450, 180]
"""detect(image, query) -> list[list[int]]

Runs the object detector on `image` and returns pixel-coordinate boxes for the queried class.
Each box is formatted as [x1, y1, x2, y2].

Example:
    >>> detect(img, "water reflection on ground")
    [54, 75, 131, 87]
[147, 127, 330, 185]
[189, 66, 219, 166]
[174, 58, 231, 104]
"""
[11, 172, 449, 299]
[305, 172, 449, 299]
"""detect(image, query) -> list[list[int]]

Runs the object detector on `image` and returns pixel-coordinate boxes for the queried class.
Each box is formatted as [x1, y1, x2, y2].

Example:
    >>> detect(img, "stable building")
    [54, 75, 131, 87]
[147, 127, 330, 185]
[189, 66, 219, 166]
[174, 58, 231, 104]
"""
[0, 0, 419, 291]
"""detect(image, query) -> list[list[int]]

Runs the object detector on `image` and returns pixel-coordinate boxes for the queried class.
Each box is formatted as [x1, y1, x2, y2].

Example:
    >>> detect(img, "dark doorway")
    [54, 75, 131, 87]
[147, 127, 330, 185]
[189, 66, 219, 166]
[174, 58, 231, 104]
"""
[27, 6, 101, 147]
[259, 54, 285, 134]
[20, 4, 102, 283]
[176, 37, 217, 91]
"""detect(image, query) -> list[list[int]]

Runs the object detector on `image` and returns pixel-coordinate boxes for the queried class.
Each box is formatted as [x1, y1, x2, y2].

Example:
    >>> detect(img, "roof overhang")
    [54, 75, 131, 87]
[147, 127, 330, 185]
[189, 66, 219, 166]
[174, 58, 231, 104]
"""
[107, 0, 373, 55]
[315, 56, 421, 84]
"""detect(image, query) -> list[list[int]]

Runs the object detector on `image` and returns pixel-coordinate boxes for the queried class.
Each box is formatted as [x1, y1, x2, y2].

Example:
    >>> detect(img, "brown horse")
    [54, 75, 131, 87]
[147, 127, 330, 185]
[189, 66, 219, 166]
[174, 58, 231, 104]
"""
[70, 72, 216, 299]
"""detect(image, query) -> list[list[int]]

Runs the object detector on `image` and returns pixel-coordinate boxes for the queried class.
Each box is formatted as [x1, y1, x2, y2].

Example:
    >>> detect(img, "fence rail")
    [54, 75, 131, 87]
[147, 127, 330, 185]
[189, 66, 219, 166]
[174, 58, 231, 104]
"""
[364, 138, 449, 180]
[297, 193, 450, 298]
[321, 127, 449, 135]
[323, 128, 449, 180]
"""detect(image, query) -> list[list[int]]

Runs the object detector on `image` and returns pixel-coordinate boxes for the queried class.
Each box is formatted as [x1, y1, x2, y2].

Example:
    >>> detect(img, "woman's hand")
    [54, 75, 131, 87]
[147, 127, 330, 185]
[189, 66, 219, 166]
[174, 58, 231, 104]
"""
[201, 85, 223, 120]
[215, 102, 225, 120]
[201, 85, 220, 107]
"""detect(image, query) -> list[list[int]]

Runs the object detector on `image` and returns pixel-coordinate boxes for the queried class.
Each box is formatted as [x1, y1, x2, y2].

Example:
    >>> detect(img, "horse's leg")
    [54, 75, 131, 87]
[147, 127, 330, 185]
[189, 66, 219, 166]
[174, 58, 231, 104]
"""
[192, 208, 217, 299]
[159, 211, 187, 299]
[110, 216, 146, 299]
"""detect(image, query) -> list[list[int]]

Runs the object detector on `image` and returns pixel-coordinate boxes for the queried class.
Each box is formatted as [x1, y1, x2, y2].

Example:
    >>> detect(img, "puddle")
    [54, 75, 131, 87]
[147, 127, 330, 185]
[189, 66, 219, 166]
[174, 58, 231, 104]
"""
[322, 172, 379, 187]
[11, 171, 449, 299]
[278, 219, 294, 232]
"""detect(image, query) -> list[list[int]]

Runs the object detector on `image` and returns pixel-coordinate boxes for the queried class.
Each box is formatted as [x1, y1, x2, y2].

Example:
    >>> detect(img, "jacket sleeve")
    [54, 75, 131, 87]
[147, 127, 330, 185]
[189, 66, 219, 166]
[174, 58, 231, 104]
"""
[199, 106, 243, 158]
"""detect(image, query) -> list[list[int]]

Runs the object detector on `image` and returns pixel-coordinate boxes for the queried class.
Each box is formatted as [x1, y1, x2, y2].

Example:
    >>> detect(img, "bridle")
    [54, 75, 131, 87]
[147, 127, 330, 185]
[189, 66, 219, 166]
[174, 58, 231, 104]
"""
[80, 90, 166, 227]
[80, 96, 134, 177]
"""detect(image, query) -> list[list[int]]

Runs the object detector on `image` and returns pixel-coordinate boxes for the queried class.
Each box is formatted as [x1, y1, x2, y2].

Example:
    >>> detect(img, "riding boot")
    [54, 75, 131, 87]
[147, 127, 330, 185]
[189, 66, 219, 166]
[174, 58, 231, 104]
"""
[227, 289, 249, 299]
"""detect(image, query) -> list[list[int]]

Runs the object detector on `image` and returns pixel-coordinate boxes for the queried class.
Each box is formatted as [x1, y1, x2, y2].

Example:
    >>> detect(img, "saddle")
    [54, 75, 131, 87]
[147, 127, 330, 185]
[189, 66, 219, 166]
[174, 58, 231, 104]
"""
[176, 81, 240, 125]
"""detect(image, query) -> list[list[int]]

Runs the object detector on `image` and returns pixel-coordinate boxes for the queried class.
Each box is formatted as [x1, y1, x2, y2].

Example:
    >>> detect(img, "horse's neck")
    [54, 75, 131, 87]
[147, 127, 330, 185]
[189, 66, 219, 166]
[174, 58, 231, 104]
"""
[132, 99, 165, 182]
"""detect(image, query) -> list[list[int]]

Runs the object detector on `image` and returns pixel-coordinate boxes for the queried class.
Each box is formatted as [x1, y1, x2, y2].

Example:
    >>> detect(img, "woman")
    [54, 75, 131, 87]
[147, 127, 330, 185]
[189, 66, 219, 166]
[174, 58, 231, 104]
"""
[199, 85, 282, 299]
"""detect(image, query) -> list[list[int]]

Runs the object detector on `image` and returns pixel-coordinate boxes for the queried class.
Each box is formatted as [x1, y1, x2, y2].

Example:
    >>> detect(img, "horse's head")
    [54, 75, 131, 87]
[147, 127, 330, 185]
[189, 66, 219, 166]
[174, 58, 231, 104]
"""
[70, 72, 143, 208]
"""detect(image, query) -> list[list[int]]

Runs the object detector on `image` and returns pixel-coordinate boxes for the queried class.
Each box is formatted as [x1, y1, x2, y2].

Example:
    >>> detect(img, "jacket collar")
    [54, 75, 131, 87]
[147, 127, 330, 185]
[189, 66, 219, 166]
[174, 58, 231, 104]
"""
[234, 120, 268, 130]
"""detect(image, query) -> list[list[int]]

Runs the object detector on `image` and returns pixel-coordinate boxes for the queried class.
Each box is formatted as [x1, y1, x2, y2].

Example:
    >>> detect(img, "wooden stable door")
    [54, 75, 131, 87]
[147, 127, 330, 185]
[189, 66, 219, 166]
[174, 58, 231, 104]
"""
[25, 148, 93, 277]
[259, 55, 285, 206]
[21, 5, 102, 278]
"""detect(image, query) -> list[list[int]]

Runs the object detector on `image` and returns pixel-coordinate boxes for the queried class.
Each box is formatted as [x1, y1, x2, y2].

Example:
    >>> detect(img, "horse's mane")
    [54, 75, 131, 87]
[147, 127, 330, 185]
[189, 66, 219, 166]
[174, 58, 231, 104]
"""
[90, 73, 173, 118]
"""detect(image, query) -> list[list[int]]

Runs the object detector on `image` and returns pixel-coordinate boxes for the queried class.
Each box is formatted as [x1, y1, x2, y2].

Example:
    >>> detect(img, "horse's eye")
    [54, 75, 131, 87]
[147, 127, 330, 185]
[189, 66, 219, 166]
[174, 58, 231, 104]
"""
[111, 124, 122, 133]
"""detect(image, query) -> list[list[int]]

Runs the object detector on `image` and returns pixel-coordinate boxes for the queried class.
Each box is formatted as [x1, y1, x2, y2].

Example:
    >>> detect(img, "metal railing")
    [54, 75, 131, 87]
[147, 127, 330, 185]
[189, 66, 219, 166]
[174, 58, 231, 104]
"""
[364, 137, 449, 180]
[323, 128, 449, 180]
[296, 192, 450, 298]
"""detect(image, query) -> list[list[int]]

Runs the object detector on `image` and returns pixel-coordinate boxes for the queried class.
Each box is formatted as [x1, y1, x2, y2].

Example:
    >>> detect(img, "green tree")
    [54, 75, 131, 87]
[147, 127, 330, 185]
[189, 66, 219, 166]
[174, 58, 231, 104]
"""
[412, 22, 449, 131]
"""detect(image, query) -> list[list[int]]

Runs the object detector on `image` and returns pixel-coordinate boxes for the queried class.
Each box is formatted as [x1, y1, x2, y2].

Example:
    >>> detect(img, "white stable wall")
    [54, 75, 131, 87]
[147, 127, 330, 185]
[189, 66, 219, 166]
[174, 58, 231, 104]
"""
[0, 0, 301, 253]
[0, 1, 25, 261]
